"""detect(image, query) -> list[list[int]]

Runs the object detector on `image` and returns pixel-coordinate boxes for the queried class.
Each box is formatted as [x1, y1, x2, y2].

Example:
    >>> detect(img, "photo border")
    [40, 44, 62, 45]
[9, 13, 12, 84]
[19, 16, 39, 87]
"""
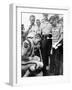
[9, 4, 70, 86]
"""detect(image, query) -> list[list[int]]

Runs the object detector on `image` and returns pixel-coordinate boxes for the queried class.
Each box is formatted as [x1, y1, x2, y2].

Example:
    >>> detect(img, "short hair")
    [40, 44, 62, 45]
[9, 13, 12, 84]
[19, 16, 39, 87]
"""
[54, 14, 59, 20]
[43, 13, 48, 17]
[29, 15, 35, 19]
[49, 16, 55, 22]
[36, 19, 40, 21]
[36, 19, 41, 24]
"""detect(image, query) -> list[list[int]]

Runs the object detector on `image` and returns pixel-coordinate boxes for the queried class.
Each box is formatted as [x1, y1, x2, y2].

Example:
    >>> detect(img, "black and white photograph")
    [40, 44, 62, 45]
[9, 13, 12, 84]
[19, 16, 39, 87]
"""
[21, 12, 63, 77]
[9, 4, 70, 86]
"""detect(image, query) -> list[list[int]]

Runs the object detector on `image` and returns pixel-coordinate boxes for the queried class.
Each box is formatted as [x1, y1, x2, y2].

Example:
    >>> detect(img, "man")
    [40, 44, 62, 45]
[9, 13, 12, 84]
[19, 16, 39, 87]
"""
[51, 15, 63, 75]
[36, 19, 41, 27]
[21, 33, 43, 77]
[24, 15, 36, 38]
[36, 19, 41, 34]
[49, 15, 56, 74]
[57, 17, 63, 75]
[40, 13, 52, 76]
[27, 15, 38, 35]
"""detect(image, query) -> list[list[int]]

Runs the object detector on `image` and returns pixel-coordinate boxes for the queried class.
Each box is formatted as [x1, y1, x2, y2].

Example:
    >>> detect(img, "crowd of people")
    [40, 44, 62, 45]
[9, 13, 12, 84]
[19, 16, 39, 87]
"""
[21, 13, 63, 77]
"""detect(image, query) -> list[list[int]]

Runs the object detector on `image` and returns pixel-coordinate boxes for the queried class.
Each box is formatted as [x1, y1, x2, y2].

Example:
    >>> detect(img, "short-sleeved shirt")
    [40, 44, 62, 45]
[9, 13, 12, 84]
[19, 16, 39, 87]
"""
[35, 25, 41, 34]
[29, 25, 38, 34]
[27, 25, 41, 38]
[41, 20, 52, 35]
[52, 23, 63, 45]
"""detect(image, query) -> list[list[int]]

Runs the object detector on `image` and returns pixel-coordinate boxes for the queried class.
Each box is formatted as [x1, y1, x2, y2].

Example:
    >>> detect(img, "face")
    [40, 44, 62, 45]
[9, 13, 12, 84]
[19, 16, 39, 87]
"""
[36, 20, 41, 27]
[30, 16, 35, 25]
[43, 14, 48, 20]
[52, 15, 59, 26]
[49, 18, 53, 24]
[52, 18, 58, 26]
[33, 35, 41, 46]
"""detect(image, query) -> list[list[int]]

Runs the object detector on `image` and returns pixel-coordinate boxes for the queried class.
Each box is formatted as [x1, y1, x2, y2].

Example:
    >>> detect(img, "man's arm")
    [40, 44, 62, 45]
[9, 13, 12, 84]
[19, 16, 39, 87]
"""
[56, 32, 63, 46]
[23, 25, 32, 38]
[22, 56, 30, 61]
[53, 25, 63, 49]
[55, 25, 63, 45]
[54, 28, 63, 49]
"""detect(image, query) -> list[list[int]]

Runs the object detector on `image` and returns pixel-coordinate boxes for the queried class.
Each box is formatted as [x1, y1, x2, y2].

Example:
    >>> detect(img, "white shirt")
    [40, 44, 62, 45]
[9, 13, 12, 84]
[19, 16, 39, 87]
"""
[41, 20, 52, 35]
[27, 24, 41, 38]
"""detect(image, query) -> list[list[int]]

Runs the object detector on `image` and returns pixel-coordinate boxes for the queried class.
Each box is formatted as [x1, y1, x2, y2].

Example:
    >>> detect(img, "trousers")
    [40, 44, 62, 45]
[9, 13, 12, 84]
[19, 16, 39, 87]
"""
[41, 38, 52, 76]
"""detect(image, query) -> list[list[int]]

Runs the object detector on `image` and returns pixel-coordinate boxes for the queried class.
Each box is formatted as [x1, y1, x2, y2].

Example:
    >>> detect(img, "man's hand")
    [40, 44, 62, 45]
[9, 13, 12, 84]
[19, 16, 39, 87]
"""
[29, 57, 33, 61]
[53, 43, 61, 49]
